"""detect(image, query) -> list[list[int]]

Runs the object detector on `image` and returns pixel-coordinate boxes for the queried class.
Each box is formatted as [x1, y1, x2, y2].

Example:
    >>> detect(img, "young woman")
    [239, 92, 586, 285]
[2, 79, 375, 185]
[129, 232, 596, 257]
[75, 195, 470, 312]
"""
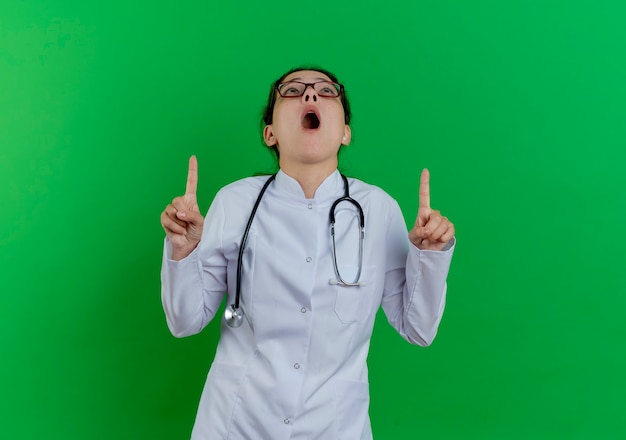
[160, 67, 455, 439]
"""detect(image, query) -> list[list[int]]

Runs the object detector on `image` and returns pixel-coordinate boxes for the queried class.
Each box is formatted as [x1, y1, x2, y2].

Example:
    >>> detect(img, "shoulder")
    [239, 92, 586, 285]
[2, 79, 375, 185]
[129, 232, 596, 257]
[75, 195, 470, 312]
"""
[347, 176, 399, 208]
[216, 175, 274, 198]
[208, 175, 274, 214]
[209, 176, 270, 221]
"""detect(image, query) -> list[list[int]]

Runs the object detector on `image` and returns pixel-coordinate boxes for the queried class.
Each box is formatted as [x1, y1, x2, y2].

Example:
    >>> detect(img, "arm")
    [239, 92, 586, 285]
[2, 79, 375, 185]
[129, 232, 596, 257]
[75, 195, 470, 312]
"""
[382, 169, 455, 346]
[159, 156, 227, 337]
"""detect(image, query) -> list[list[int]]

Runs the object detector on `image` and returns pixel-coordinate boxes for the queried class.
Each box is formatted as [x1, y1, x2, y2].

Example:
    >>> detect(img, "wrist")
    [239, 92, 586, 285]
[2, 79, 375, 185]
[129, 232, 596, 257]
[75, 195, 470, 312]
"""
[171, 243, 197, 261]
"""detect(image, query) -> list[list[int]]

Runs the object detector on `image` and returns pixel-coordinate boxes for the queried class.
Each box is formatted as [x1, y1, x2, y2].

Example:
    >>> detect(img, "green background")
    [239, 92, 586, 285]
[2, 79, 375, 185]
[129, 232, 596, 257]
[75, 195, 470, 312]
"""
[1, 0, 625, 438]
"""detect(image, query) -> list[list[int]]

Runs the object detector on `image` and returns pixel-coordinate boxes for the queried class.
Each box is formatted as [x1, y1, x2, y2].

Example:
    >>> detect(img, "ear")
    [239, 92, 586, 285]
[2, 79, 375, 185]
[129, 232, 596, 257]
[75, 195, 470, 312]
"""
[342, 125, 352, 146]
[263, 125, 276, 146]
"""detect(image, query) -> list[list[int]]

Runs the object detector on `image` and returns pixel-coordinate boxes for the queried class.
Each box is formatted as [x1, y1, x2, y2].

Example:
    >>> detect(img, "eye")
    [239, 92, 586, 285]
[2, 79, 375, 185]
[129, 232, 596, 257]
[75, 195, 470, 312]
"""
[317, 82, 339, 96]
[280, 82, 303, 96]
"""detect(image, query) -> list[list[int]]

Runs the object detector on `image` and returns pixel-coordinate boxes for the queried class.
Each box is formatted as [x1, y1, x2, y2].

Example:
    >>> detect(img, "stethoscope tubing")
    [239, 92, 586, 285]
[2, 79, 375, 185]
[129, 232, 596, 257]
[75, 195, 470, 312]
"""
[329, 175, 365, 286]
[234, 174, 276, 310]
[227, 173, 365, 327]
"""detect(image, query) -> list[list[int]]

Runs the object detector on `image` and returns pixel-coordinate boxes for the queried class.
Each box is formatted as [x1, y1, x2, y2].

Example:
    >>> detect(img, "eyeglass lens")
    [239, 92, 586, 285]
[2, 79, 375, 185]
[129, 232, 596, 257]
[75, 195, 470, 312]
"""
[279, 81, 341, 97]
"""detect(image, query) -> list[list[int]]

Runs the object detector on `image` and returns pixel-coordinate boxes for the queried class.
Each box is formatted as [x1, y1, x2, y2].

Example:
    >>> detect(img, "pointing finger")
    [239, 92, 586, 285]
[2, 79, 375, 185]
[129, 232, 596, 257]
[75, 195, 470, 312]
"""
[419, 168, 431, 211]
[185, 155, 198, 203]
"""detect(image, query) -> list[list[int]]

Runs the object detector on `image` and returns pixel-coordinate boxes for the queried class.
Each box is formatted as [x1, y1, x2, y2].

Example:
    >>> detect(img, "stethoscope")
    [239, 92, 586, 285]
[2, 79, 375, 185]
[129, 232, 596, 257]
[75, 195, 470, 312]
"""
[224, 173, 365, 328]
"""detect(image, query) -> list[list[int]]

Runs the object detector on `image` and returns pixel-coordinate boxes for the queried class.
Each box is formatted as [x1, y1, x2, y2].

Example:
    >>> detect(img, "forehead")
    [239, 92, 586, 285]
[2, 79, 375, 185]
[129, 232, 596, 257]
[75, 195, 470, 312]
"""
[282, 70, 332, 83]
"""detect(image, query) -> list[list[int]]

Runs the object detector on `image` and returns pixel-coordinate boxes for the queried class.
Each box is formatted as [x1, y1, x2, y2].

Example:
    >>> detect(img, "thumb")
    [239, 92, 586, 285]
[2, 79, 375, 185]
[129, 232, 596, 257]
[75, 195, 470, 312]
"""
[176, 207, 203, 224]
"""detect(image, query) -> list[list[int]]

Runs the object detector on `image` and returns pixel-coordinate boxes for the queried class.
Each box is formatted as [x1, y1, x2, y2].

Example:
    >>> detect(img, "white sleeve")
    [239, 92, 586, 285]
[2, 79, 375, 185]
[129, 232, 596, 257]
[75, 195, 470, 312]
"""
[160, 192, 228, 338]
[381, 201, 455, 346]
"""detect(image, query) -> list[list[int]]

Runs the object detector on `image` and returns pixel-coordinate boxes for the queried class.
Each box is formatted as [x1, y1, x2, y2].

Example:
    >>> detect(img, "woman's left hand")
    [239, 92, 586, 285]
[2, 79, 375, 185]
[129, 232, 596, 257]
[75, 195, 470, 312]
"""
[408, 169, 455, 251]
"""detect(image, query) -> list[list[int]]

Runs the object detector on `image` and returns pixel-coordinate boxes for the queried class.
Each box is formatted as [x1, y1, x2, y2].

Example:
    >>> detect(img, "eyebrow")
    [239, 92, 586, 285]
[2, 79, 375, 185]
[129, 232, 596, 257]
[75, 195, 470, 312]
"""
[286, 77, 330, 82]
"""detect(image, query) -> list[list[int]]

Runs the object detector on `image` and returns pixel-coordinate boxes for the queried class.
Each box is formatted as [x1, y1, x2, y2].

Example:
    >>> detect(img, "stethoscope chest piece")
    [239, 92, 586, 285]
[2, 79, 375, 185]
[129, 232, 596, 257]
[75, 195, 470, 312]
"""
[225, 304, 244, 328]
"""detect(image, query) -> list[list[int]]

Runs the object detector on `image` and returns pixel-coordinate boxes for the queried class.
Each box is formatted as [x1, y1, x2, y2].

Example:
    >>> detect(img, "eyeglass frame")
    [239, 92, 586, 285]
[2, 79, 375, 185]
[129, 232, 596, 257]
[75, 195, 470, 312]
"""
[275, 80, 345, 98]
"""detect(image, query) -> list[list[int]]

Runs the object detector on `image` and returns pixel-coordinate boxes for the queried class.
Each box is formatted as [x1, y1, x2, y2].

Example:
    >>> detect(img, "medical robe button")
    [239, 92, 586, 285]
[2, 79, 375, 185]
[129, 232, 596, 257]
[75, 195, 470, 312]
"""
[307, 203, 313, 209]
[294, 363, 300, 369]
[284, 418, 290, 424]
[300, 307, 307, 313]
[306, 257, 312, 263]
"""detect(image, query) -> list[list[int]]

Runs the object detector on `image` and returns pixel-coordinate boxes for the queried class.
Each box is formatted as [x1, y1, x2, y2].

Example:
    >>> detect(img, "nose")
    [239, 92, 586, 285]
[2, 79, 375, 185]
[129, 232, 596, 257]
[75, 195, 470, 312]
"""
[301, 84, 318, 103]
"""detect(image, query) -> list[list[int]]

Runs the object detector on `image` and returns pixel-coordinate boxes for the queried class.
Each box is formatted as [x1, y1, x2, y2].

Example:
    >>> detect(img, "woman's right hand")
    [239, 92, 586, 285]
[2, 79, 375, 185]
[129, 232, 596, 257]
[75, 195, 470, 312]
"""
[160, 155, 205, 260]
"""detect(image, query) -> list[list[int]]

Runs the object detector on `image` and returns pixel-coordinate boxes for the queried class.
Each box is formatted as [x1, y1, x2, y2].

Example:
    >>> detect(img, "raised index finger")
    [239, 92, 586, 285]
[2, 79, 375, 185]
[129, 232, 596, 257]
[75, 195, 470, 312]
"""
[419, 168, 431, 210]
[184, 155, 198, 202]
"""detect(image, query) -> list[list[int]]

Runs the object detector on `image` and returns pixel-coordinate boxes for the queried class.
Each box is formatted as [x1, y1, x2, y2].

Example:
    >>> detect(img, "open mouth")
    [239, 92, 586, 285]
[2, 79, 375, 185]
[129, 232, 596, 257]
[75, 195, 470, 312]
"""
[301, 111, 321, 129]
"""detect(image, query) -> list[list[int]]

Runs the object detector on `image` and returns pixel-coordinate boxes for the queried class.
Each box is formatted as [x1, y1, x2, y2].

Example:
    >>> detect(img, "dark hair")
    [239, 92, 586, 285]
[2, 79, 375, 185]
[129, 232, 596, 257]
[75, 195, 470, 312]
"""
[261, 66, 352, 160]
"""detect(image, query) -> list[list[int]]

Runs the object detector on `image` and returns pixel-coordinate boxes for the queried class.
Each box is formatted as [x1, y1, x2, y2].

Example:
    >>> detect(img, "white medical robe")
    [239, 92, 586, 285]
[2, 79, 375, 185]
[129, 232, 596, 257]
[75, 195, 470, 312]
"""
[161, 169, 454, 439]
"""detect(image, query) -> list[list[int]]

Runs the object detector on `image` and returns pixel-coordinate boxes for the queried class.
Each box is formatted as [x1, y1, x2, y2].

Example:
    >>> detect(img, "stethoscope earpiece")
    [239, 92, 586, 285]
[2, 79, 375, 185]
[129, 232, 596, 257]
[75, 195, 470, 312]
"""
[225, 304, 244, 328]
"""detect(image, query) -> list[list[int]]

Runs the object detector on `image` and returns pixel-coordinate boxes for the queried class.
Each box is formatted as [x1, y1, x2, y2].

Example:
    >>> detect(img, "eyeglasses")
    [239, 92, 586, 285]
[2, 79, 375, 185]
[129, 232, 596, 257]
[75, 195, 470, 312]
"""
[276, 81, 344, 98]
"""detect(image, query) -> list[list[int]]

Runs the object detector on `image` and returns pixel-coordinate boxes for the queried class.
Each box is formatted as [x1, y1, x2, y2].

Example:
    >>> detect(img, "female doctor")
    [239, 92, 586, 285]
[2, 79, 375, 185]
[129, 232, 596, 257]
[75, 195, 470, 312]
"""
[160, 67, 455, 439]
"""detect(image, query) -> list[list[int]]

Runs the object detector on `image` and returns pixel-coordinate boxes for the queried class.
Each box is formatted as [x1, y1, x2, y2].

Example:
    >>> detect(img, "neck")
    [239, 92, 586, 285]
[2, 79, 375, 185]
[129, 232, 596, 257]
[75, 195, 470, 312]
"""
[279, 161, 337, 198]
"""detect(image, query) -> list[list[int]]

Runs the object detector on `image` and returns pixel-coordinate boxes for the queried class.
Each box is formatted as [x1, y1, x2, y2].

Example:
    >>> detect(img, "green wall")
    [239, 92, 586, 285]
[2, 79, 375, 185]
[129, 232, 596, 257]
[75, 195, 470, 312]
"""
[2, 1, 625, 438]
